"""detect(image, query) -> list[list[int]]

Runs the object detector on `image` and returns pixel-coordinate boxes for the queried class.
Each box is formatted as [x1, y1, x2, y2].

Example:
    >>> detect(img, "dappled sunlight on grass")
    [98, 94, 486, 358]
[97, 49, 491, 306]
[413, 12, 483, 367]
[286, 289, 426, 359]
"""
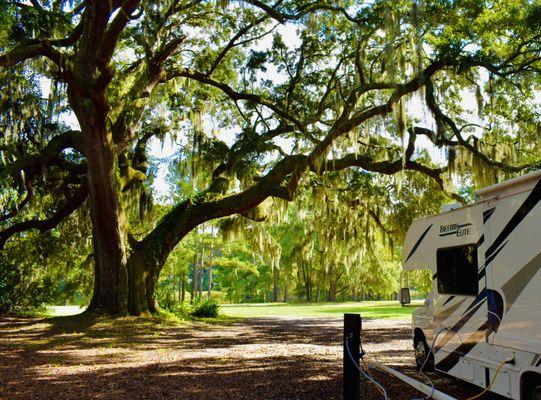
[221, 300, 423, 319]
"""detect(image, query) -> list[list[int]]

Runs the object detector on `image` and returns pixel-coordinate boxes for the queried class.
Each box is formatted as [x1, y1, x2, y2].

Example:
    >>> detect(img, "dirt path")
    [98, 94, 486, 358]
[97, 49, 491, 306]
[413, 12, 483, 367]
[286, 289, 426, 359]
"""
[0, 316, 500, 399]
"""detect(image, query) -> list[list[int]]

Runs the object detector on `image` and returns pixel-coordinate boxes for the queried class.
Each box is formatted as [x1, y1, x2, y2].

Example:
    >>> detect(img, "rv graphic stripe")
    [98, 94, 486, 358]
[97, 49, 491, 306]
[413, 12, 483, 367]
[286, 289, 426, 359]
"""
[482, 207, 496, 223]
[476, 234, 484, 247]
[443, 296, 455, 306]
[436, 322, 488, 373]
[485, 178, 541, 259]
[435, 296, 486, 352]
[478, 267, 486, 280]
[434, 298, 466, 326]
[405, 224, 433, 262]
[501, 251, 541, 313]
[476, 235, 487, 279]
[484, 241, 508, 267]
[464, 287, 488, 314]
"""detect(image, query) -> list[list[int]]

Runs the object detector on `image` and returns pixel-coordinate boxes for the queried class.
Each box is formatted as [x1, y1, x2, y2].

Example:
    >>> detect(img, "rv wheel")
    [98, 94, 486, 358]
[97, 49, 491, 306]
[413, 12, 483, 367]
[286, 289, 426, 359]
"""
[414, 335, 433, 371]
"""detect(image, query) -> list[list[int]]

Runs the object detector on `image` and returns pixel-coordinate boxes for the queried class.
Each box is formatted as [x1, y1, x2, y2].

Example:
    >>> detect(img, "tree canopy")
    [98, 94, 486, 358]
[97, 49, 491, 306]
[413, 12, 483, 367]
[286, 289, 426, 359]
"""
[0, 0, 540, 315]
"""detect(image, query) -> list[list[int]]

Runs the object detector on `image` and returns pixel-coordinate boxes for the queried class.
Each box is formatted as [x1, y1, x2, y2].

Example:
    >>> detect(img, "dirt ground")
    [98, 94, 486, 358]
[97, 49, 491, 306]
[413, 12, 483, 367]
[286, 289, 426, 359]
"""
[0, 315, 503, 400]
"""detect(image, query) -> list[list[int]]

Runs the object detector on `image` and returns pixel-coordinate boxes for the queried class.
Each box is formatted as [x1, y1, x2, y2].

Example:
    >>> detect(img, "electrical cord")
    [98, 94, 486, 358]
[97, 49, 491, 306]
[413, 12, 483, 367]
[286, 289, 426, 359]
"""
[361, 356, 388, 399]
[463, 359, 506, 400]
[345, 336, 389, 400]
[348, 316, 507, 400]
[410, 324, 506, 400]
[487, 311, 502, 345]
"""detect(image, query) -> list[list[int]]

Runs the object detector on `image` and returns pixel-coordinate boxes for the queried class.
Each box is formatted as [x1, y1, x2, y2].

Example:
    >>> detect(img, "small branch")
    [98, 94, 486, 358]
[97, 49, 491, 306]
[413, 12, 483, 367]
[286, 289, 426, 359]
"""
[369, 210, 396, 235]
[207, 14, 270, 77]
[424, 80, 541, 173]
[164, 68, 305, 134]
[0, 183, 34, 223]
[245, 1, 368, 24]
[97, 0, 141, 68]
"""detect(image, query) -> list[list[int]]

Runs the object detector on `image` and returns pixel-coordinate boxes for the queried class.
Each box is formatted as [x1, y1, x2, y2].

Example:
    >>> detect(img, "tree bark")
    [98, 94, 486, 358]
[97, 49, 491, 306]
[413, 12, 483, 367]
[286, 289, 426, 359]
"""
[198, 239, 204, 298]
[181, 272, 186, 303]
[207, 267, 213, 299]
[208, 231, 213, 299]
[283, 271, 288, 303]
[327, 264, 337, 302]
[191, 252, 198, 304]
[74, 100, 129, 315]
[273, 267, 280, 302]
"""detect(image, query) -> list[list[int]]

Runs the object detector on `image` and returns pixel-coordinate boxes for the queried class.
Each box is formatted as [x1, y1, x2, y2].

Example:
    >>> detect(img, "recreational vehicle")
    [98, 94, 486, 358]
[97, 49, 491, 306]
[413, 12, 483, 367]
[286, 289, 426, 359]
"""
[400, 170, 541, 399]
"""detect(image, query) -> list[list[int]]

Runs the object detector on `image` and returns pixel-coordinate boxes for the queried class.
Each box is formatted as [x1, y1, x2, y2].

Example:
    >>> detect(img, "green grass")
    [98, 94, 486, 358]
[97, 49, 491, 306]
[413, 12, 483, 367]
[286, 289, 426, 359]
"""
[46, 306, 86, 317]
[220, 300, 422, 320]
[42, 302, 421, 321]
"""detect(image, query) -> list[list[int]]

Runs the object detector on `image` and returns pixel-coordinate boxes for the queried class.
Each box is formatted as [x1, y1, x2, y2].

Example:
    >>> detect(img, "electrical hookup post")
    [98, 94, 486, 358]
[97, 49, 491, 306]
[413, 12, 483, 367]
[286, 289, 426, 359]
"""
[343, 313, 361, 400]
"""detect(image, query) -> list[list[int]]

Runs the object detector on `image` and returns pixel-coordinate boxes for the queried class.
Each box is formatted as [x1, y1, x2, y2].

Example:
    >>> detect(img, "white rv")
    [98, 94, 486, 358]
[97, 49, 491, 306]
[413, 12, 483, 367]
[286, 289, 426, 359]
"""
[401, 170, 541, 400]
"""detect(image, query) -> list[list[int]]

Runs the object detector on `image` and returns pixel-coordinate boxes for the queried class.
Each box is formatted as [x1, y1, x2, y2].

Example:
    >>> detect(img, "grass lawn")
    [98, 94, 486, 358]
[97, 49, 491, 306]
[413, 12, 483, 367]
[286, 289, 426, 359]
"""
[43, 301, 422, 321]
[220, 300, 422, 320]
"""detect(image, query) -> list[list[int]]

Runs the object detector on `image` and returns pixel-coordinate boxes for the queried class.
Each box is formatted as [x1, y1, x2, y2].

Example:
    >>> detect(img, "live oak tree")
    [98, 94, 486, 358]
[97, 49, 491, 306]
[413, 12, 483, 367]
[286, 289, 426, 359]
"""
[1, 0, 540, 315]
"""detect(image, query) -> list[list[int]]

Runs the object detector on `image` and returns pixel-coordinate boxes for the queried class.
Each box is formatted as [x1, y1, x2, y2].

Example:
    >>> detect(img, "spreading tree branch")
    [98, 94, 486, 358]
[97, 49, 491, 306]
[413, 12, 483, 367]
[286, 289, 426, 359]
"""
[0, 183, 88, 249]
[163, 68, 306, 134]
[0, 131, 84, 181]
[424, 80, 541, 173]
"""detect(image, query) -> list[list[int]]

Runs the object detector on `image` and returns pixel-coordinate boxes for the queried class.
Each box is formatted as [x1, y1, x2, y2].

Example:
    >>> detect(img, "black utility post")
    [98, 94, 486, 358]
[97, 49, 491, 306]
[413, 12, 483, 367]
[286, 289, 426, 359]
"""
[343, 313, 361, 400]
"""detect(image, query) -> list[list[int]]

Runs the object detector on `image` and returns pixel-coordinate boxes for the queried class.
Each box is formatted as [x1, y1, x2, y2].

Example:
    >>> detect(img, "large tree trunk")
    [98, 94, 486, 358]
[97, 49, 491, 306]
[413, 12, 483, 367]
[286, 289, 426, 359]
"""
[77, 107, 129, 315]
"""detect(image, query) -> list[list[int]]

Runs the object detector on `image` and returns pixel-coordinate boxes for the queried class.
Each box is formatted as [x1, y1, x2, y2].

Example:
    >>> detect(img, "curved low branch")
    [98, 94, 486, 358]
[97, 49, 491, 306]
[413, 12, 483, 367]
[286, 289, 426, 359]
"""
[246, 1, 368, 24]
[0, 131, 84, 180]
[0, 183, 88, 249]
[0, 41, 66, 67]
[136, 139, 465, 272]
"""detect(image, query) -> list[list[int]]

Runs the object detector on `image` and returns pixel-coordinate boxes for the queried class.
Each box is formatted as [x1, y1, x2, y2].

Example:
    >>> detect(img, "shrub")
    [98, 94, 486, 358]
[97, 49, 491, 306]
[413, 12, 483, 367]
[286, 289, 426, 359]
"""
[192, 298, 220, 318]
[0, 254, 52, 315]
[169, 301, 193, 317]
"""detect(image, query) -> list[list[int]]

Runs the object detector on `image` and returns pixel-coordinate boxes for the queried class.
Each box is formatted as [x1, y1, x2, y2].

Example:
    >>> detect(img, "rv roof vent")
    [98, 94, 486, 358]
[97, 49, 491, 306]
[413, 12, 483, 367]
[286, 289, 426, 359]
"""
[440, 203, 462, 213]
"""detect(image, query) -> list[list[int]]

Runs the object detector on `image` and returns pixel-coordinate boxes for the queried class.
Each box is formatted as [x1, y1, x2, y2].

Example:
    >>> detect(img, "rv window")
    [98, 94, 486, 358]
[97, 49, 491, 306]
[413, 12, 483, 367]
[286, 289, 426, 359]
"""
[436, 245, 478, 296]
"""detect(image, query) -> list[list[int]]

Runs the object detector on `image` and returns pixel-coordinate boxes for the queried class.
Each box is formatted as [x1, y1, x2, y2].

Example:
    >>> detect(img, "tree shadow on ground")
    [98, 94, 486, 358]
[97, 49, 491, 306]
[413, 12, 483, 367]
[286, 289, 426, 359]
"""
[0, 315, 505, 400]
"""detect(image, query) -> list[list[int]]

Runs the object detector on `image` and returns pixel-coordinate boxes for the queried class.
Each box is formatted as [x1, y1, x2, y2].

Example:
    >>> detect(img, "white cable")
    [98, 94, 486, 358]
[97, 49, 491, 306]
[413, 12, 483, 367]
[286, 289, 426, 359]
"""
[412, 327, 449, 400]
[345, 337, 389, 400]
[487, 311, 502, 344]
[487, 310, 502, 324]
